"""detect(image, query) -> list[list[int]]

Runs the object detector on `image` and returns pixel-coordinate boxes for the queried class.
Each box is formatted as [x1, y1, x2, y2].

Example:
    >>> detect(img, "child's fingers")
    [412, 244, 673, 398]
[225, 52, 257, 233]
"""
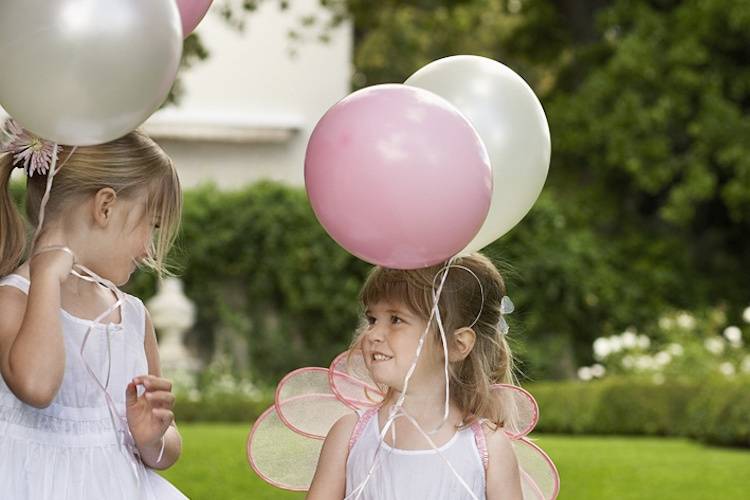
[132, 375, 172, 393]
[152, 408, 174, 429]
[145, 391, 176, 409]
[125, 382, 138, 407]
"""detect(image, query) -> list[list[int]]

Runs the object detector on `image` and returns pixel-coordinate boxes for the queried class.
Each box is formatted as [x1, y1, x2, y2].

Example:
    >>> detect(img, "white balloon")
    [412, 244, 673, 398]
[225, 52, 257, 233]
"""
[0, 0, 182, 146]
[406, 55, 550, 253]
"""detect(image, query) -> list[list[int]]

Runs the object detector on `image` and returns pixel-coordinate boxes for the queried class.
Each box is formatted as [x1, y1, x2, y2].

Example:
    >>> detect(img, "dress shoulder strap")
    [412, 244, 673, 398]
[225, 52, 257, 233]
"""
[0, 274, 30, 295]
[348, 407, 379, 452]
[470, 419, 489, 471]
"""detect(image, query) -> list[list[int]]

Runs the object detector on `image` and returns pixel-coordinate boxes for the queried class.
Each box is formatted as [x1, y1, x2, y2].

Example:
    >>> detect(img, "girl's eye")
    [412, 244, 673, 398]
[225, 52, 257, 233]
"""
[390, 315, 403, 325]
[365, 315, 376, 326]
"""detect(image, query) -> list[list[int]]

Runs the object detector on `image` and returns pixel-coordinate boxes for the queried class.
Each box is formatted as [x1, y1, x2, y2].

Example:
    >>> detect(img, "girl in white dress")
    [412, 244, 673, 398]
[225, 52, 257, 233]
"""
[307, 254, 525, 500]
[0, 121, 187, 499]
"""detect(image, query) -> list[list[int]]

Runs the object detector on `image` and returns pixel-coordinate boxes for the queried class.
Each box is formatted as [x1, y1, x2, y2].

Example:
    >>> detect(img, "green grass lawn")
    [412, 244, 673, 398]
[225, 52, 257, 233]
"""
[159, 424, 750, 499]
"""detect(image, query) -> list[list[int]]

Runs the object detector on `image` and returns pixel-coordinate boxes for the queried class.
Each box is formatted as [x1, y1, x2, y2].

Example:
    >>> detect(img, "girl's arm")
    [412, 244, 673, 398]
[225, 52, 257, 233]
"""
[485, 425, 523, 500]
[0, 251, 73, 408]
[126, 308, 182, 470]
[306, 413, 358, 500]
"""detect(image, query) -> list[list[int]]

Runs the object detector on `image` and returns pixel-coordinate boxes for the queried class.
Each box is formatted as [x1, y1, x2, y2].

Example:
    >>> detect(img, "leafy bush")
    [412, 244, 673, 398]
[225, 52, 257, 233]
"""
[531, 377, 749, 447]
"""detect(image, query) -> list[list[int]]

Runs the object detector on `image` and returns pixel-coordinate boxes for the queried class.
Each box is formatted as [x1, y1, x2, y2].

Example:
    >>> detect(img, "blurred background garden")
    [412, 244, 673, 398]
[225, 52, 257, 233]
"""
[8, 0, 750, 498]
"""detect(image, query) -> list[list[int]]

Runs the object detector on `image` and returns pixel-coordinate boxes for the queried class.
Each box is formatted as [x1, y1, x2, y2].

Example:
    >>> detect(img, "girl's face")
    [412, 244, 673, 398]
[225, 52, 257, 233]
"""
[361, 300, 443, 392]
[90, 194, 156, 287]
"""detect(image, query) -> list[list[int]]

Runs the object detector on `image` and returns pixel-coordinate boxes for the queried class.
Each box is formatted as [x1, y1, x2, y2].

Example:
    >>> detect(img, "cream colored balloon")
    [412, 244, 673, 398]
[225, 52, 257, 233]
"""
[406, 55, 550, 252]
[0, 0, 182, 146]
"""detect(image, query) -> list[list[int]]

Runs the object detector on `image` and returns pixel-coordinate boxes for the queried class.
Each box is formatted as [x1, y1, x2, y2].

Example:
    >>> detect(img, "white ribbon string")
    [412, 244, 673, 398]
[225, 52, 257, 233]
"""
[397, 409, 480, 500]
[347, 257, 490, 500]
[29, 151, 145, 484]
[32, 246, 142, 484]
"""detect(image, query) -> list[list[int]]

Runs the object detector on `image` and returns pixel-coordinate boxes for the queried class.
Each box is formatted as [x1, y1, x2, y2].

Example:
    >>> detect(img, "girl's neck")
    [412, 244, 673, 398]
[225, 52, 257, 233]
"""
[384, 385, 463, 427]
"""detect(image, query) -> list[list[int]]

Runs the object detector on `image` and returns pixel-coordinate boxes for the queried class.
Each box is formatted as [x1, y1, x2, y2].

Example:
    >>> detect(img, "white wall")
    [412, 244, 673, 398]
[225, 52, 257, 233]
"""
[144, 0, 353, 188]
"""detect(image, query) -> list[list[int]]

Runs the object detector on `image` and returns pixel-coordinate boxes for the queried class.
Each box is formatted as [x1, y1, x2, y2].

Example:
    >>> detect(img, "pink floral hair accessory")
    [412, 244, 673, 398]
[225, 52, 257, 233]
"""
[0, 118, 61, 177]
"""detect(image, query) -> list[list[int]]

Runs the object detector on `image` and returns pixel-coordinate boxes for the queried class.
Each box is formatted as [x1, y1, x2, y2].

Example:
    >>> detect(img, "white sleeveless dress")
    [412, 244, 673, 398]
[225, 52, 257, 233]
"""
[0, 274, 187, 500]
[346, 408, 487, 500]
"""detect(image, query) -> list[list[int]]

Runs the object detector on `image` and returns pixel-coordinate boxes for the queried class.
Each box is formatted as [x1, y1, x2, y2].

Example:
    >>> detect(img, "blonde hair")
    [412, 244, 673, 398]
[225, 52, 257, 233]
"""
[0, 130, 181, 278]
[354, 253, 518, 429]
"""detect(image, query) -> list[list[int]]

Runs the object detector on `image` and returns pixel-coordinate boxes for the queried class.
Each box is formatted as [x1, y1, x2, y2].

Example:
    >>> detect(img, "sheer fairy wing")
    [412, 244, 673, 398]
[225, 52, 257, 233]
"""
[491, 383, 539, 439]
[513, 437, 560, 500]
[329, 350, 385, 410]
[247, 367, 357, 490]
[490, 384, 559, 499]
[276, 367, 355, 438]
[249, 355, 560, 497]
[247, 405, 324, 491]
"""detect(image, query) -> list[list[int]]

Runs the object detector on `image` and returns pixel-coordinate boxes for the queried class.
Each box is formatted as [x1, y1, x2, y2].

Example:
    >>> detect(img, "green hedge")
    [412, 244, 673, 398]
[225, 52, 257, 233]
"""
[687, 377, 750, 447]
[171, 377, 749, 448]
[9, 179, 749, 382]
[530, 377, 750, 447]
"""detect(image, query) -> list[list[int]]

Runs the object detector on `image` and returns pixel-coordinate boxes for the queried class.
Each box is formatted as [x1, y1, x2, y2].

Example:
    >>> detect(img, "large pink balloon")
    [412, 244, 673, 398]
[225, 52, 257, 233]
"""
[176, 0, 213, 37]
[305, 84, 492, 269]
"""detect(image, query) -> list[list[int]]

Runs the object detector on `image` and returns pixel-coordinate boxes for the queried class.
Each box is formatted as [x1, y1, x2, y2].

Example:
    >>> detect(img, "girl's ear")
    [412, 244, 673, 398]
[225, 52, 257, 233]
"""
[92, 187, 117, 228]
[450, 327, 476, 362]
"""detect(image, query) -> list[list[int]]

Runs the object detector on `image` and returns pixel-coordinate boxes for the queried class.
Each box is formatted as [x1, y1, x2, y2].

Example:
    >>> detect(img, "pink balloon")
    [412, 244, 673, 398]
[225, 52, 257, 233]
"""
[176, 0, 213, 38]
[305, 84, 492, 269]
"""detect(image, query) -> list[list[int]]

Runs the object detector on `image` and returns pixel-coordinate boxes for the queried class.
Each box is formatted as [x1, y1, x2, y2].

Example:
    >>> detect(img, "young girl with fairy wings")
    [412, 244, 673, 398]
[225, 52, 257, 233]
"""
[248, 258, 558, 498]
[307, 254, 526, 500]
[0, 120, 187, 499]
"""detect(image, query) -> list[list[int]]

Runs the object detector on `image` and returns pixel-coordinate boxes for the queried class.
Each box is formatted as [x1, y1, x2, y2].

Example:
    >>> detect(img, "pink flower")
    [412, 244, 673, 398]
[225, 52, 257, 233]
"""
[0, 119, 61, 177]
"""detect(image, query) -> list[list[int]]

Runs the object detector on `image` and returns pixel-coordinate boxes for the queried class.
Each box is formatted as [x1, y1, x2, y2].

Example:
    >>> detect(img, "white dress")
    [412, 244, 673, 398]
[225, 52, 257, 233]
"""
[346, 408, 487, 500]
[0, 274, 188, 500]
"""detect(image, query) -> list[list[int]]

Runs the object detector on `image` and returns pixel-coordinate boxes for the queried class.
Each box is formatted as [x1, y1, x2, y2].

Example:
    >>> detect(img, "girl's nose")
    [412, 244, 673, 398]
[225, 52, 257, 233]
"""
[367, 324, 385, 343]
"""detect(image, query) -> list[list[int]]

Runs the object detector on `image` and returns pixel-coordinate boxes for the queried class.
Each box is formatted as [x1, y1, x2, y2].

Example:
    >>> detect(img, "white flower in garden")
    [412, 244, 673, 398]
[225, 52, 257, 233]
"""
[704, 337, 725, 355]
[666, 343, 684, 356]
[593, 337, 611, 360]
[743, 306, 750, 325]
[654, 351, 672, 367]
[621, 355, 635, 370]
[723, 326, 743, 347]
[621, 329, 638, 349]
[652, 373, 665, 385]
[636, 334, 651, 350]
[658, 316, 674, 331]
[742, 356, 750, 374]
[608, 335, 624, 353]
[590, 364, 606, 378]
[676, 312, 696, 330]
[718, 362, 735, 377]
[578, 366, 593, 381]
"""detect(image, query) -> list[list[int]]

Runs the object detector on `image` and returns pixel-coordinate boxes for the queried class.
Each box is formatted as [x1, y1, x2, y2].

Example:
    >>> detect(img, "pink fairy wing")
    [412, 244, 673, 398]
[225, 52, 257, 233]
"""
[492, 383, 539, 439]
[247, 405, 323, 491]
[275, 367, 355, 439]
[513, 437, 561, 500]
[329, 350, 385, 410]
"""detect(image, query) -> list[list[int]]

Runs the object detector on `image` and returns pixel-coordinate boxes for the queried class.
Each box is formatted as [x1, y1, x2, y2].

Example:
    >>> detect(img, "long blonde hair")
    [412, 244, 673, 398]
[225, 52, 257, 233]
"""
[354, 253, 517, 428]
[0, 129, 181, 278]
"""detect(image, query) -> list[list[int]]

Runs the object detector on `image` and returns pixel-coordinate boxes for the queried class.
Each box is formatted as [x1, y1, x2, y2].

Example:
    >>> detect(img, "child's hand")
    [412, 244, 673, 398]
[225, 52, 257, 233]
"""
[29, 245, 75, 284]
[125, 375, 176, 452]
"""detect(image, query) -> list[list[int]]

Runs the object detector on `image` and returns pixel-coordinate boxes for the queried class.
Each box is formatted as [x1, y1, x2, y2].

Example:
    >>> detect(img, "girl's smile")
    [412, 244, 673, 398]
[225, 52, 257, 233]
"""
[361, 301, 441, 391]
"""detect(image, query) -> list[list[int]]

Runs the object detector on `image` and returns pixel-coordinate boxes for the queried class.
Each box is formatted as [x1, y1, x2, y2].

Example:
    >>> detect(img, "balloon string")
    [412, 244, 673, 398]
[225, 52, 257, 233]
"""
[30, 158, 141, 484]
[347, 257, 467, 499]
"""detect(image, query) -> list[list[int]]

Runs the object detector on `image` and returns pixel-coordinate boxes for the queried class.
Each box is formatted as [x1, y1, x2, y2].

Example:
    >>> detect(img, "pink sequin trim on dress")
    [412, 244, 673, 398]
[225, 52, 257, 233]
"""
[471, 419, 489, 470]
[348, 408, 379, 451]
